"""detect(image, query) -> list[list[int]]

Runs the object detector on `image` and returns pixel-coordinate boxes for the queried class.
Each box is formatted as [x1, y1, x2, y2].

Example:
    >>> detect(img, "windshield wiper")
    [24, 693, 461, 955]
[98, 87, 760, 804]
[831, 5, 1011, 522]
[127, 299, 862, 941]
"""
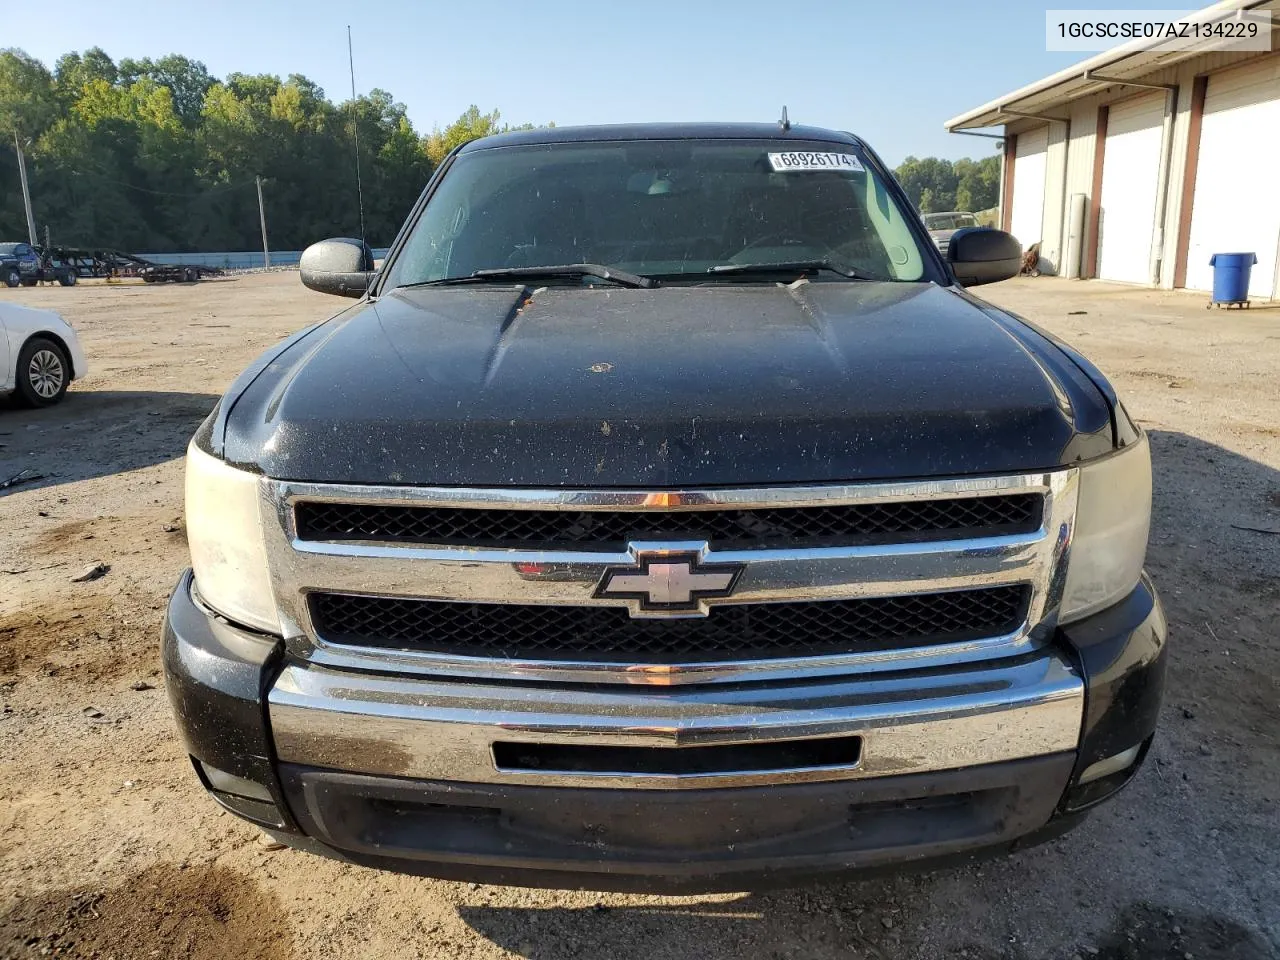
[404, 263, 655, 290]
[707, 259, 868, 280]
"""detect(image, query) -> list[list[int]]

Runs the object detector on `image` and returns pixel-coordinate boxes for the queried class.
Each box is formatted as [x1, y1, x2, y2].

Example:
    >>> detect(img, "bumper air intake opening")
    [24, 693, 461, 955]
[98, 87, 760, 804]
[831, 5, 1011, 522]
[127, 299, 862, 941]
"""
[1061, 735, 1154, 813]
[491, 736, 862, 777]
[193, 758, 287, 828]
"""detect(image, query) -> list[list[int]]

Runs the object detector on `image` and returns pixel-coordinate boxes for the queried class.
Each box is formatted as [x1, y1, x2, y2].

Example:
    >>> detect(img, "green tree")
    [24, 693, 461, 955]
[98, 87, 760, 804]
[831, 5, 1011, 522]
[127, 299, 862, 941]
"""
[422, 105, 543, 166]
[894, 154, 1000, 214]
[0, 48, 549, 252]
[424, 105, 501, 166]
[894, 156, 958, 212]
[953, 155, 1001, 213]
[54, 47, 119, 96]
[120, 55, 212, 125]
[0, 48, 57, 137]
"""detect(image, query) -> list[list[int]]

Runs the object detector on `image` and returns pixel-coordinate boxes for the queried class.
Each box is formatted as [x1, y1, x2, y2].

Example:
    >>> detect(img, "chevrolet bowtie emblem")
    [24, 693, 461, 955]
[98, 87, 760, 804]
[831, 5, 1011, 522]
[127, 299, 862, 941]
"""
[594, 550, 744, 616]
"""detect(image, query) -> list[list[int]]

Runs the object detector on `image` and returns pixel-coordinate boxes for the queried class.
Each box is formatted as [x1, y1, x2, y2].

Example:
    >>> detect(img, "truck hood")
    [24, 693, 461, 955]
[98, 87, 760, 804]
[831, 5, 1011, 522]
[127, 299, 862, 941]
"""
[217, 281, 1114, 486]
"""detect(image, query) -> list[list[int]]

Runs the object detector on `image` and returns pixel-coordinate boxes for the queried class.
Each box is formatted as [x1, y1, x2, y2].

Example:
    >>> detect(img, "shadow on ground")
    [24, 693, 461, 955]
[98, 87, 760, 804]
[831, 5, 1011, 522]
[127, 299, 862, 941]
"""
[458, 894, 1276, 960]
[0, 389, 217, 493]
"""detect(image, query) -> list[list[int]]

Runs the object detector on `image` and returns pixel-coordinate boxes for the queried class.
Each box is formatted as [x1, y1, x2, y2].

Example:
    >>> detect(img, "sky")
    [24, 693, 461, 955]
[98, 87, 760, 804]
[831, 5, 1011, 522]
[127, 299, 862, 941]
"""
[5, 0, 1190, 167]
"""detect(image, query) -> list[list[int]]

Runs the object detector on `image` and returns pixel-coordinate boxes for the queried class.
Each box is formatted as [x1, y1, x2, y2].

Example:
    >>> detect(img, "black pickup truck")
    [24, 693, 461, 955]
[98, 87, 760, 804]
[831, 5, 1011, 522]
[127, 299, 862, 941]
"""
[163, 123, 1165, 892]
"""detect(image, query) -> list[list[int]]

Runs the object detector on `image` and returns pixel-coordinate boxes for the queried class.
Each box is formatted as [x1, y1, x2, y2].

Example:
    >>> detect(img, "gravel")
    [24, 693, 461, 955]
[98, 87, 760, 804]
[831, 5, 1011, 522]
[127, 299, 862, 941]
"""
[0, 273, 1276, 959]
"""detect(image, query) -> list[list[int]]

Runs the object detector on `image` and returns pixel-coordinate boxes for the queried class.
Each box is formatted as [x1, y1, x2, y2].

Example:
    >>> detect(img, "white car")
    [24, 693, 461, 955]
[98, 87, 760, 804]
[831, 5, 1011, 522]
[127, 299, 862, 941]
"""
[0, 303, 88, 406]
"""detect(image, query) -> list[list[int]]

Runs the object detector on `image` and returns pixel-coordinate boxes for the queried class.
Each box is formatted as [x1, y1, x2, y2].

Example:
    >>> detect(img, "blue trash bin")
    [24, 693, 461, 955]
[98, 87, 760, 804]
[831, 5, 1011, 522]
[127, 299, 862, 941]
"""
[1208, 252, 1256, 306]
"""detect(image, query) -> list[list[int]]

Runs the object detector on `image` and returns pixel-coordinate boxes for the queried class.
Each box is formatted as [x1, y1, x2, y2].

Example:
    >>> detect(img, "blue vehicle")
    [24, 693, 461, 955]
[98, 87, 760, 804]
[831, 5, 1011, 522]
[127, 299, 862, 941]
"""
[0, 242, 77, 287]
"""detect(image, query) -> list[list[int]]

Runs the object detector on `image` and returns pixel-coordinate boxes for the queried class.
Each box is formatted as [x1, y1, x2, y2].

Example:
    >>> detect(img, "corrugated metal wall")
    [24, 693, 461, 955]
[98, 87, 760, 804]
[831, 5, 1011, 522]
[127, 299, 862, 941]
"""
[1062, 97, 1102, 277]
[1000, 46, 1278, 289]
[1039, 122, 1070, 272]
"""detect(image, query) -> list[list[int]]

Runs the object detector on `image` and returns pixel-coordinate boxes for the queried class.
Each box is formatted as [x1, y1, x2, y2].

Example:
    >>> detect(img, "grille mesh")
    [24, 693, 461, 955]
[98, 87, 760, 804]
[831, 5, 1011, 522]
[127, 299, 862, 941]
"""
[295, 494, 1041, 550]
[308, 586, 1030, 663]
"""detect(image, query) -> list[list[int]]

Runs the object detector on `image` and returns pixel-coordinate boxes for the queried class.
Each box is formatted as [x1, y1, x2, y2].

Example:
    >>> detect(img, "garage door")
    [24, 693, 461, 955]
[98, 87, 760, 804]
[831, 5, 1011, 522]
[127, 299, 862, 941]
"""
[1184, 60, 1280, 297]
[1008, 126, 1048, 252]
[1097, 93, 1165, 284]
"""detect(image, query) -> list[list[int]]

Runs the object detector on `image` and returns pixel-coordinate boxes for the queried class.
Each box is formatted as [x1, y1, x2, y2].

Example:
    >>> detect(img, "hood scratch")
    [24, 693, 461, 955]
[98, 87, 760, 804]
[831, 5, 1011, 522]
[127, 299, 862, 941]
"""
[784, 280, 849, 376]
[482, 286, 538, 387]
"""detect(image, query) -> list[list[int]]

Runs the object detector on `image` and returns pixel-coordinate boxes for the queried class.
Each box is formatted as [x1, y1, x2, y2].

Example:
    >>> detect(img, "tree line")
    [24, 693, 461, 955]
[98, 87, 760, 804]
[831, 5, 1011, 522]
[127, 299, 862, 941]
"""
[2, 47, 1000, 253]
[0, 47, 538, 252]
[894, 154, 1001, 214]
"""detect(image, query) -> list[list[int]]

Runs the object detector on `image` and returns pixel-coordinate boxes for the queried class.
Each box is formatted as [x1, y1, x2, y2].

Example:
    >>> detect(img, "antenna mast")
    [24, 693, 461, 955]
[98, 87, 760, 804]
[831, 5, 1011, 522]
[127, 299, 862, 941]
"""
[347, 26, 367, 251]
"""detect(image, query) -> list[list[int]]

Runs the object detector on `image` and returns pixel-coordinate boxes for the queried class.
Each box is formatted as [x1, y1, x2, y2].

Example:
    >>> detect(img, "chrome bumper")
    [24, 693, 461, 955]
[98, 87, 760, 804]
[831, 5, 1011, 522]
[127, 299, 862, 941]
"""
[268, 650, 1084, 790]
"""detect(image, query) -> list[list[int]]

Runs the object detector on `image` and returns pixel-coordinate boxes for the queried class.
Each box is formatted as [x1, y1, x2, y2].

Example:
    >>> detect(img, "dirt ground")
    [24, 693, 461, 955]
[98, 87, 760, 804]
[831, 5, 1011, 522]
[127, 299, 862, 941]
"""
[0, 272, 1277, 960]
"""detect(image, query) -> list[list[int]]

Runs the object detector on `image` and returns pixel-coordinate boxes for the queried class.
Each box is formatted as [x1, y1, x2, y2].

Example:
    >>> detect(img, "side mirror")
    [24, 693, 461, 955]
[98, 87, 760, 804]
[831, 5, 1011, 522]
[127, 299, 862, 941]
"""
[299, 238, 376, 298]
[947, 227, 1021, 287]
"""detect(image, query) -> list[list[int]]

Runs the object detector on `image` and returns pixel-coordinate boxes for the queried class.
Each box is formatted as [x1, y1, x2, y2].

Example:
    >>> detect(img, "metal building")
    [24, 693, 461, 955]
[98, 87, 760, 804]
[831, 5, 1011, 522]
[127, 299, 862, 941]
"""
[946, 0, 1280, 298]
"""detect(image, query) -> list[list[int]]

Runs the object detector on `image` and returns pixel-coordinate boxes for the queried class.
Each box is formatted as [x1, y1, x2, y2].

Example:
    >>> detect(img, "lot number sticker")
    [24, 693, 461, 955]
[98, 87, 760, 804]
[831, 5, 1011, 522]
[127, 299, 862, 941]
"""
[768, 152, 864, 172]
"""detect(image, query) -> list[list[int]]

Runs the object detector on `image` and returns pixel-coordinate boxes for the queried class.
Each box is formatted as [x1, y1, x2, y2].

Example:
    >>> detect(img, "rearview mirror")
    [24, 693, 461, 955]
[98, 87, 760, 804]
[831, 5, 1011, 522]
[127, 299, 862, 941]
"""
[947, 227, 1021, 287]
[300, 238, 376, 298]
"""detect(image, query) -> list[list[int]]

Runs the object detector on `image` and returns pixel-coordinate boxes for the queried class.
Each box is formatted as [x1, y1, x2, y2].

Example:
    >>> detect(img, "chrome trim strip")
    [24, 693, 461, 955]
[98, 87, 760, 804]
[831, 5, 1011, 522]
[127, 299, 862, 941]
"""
[277, 473, 1051, 511]
[260, 471, 1078, 685]
[267, 651, 1084, 789]
[297, 626, 1034, 688]
[284, 535, 1043, 605]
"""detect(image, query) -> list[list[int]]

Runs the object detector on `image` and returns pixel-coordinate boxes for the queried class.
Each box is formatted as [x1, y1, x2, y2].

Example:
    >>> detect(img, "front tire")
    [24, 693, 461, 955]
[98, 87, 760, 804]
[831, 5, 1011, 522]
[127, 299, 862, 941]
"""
[3, 268, 19, 288]
[15, 337, 71, 407]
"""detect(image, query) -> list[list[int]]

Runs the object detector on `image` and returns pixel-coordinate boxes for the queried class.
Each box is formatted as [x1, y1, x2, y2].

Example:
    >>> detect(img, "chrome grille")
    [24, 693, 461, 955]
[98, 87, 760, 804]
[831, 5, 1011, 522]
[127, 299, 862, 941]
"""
[309, 586, 1031, 662]
[262, 473, 1076, 685]
[294, 494, 1042, 550]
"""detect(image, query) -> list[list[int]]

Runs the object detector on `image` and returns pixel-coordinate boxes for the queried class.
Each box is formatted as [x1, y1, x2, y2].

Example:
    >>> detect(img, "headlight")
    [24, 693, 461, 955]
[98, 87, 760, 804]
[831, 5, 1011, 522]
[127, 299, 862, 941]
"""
[185, 441, 279, 633]
[1060, 434, 1152, 623]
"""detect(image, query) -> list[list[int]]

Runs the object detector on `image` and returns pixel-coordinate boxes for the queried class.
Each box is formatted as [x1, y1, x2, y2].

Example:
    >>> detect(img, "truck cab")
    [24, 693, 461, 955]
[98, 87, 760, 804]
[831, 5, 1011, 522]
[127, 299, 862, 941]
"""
[0, 242, 40, 287]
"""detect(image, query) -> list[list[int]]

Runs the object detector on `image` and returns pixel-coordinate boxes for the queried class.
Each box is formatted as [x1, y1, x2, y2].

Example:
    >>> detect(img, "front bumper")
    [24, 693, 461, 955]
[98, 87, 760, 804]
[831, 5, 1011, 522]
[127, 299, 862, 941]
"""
[65, 329, 88, 382]
[162, 570, 1167, 891]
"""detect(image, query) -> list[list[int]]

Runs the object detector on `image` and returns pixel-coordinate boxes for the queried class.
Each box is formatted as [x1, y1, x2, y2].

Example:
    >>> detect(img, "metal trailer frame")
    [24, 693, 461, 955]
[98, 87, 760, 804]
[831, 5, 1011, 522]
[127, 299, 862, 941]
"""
[39, 245, 225, 284]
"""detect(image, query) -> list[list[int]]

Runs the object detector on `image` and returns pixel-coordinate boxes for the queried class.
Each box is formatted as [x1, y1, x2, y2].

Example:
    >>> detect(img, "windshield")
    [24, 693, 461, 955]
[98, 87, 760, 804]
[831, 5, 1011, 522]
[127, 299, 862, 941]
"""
[0, 243, 22, 256]
[923, 213, 978, 231]
[381, 139, 930, 289]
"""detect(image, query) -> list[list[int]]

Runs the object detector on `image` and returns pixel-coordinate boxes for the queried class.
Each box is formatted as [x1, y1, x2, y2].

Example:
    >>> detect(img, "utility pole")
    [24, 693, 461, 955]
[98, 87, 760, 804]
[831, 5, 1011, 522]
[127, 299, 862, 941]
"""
[348, 26, 366, 249]
[13, 132, 38, 247]
[255, 176, 270, 269]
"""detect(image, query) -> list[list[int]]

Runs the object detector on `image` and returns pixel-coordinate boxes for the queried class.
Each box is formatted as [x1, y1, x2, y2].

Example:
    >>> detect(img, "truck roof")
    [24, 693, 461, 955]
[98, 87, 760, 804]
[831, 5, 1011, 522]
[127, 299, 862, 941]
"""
[460, 123, 864, 152]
